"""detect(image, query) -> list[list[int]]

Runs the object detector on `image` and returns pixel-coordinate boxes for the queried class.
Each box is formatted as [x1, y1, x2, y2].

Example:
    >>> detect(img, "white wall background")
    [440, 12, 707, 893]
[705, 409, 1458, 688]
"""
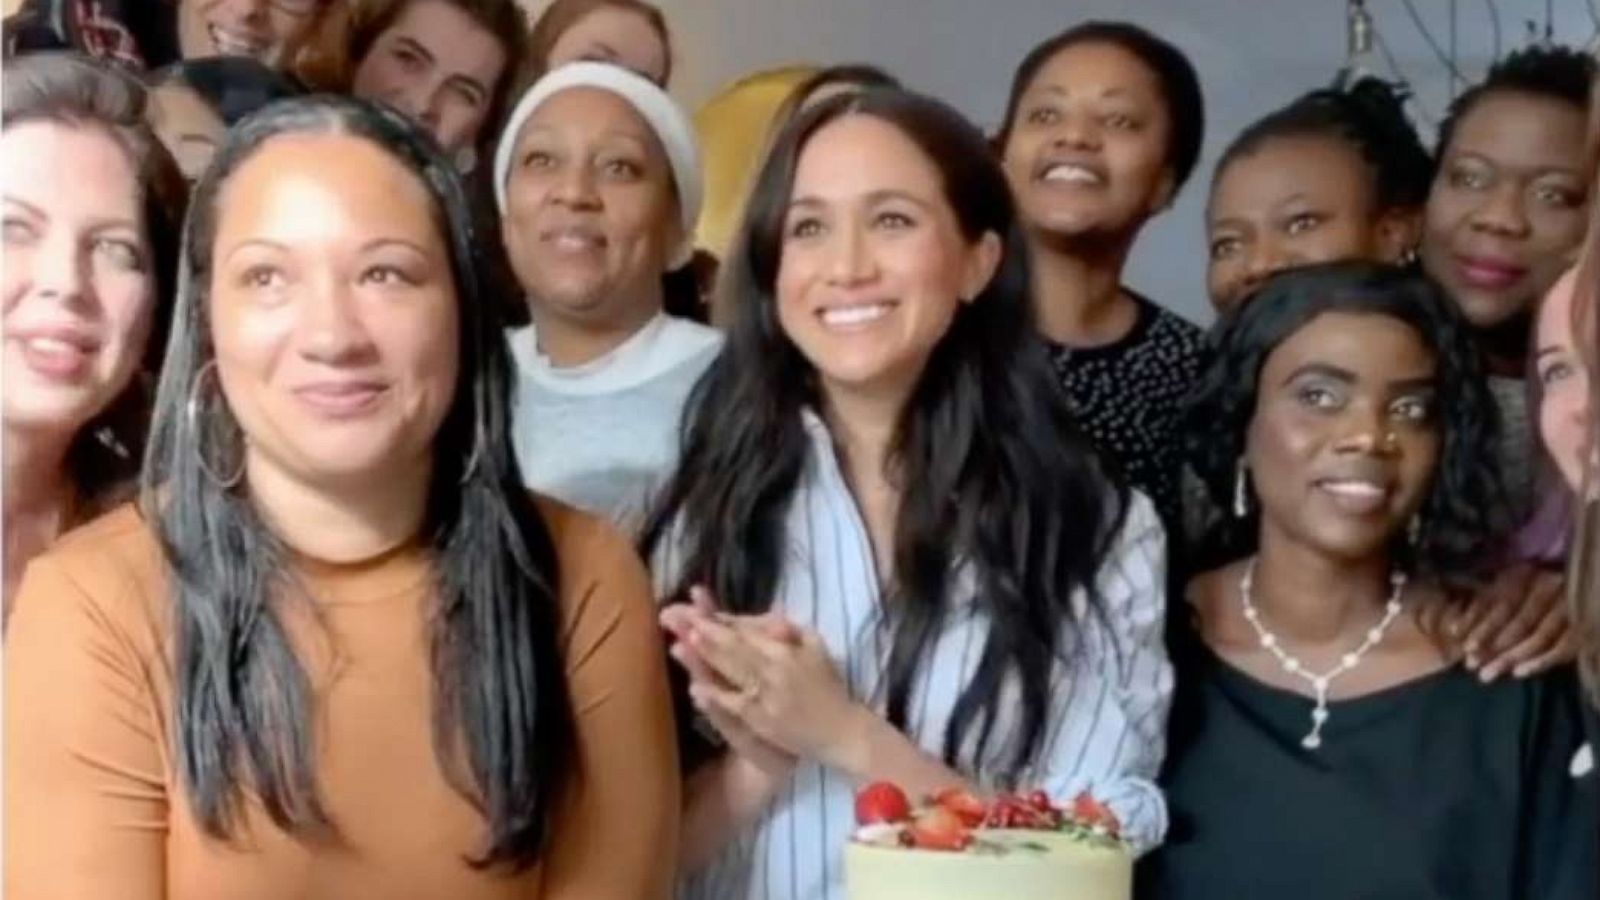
[523, 1, 1600, 324]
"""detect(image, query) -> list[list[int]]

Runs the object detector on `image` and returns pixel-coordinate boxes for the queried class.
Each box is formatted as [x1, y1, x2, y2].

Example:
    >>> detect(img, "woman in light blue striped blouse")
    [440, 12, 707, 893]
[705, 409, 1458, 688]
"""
[643, 87, 1171, 900]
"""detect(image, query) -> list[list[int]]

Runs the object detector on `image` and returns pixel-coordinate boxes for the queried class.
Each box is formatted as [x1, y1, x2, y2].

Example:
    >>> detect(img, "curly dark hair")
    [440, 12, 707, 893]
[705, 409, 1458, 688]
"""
[1436, 43, 1596, 159]
[1216, 76, 1433, 219]
[1183, 261, 1505, 587]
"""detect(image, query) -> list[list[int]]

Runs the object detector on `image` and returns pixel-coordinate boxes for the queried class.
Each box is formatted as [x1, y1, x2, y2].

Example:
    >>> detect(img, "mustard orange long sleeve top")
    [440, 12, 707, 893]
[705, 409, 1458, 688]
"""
[4, 499, 679, 900]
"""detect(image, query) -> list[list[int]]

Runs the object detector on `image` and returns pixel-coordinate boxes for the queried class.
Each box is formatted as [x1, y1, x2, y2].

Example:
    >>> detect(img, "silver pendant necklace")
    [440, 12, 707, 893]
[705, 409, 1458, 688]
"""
[1238, 558, 1407, 750]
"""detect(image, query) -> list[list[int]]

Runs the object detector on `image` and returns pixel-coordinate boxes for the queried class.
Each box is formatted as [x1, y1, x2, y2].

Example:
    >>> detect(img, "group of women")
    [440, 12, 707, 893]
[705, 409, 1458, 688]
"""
[1, 1, 1598, 899]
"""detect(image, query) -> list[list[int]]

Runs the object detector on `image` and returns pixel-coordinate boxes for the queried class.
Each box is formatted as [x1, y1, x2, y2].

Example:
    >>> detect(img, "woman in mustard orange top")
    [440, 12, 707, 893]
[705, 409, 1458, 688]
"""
[4, 94, 678, 899]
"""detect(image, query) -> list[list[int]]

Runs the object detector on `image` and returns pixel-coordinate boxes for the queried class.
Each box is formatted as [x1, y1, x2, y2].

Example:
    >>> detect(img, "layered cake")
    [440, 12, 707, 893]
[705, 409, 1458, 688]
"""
[844, 784, 1132, 900]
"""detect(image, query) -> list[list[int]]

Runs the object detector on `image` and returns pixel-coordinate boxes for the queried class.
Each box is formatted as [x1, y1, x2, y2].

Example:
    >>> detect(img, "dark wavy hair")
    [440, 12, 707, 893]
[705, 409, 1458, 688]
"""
[1436, 44, 1596, 159]
[996, 20, 1205, 198]
[139, 95, 573, 870]
[1184, 261, 1504, 587]
[1217, 77, 1433, 220]
[3, 51, 187, 519]
[641, 88, 1127, 774]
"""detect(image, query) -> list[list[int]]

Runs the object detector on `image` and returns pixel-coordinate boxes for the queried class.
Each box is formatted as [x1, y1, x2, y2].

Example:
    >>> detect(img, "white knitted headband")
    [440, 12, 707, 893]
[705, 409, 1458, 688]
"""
[492, 61, 702, 268]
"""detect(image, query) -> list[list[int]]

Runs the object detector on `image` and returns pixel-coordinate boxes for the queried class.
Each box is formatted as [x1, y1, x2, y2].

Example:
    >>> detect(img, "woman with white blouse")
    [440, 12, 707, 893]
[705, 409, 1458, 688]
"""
[644, 87, 1170, 900]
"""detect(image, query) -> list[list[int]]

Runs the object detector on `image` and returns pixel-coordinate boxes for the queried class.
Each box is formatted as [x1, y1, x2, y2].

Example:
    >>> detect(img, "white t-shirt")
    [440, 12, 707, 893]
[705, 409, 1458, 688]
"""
[507, 313, 723, 533]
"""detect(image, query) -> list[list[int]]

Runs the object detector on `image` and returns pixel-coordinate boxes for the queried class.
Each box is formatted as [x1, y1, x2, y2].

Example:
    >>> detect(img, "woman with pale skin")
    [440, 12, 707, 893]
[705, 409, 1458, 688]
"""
[1537, 263, 1600, 751]
[4, 95, 677, 899]
[6, 0, 329, 70]
[1537, 266, 1595, 495]
[1533, 102, 1598, 886]
[527, 0, 672, 86]
[175, 0, 326, 66]
[647, 88, 1169, 900]
[493, 62, 720, 530]
[2, 53, 185, 613]
[340, 0, 526, 171]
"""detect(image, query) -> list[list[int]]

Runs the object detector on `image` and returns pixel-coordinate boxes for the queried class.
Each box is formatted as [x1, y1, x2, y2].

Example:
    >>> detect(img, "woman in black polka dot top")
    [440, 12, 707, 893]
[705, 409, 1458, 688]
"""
[996, 21, 1208, 538]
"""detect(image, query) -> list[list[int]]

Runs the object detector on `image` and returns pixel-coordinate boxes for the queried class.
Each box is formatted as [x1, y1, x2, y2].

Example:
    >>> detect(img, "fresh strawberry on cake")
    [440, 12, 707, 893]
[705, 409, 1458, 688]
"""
[844, 782, 1133, 900]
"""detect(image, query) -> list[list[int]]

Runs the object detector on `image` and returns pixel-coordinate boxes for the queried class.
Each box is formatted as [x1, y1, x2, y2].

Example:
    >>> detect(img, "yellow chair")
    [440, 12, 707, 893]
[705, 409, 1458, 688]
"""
[692, 64, 816, 262]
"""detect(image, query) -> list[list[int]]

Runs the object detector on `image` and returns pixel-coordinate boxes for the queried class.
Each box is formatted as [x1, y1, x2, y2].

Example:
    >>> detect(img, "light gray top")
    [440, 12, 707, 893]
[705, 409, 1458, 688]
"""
[508, 313, 722, 533]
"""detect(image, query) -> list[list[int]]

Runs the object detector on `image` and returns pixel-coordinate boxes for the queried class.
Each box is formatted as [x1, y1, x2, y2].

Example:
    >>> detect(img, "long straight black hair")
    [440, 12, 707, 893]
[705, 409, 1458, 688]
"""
[641, 88, 1127, 775]
[140, 95, 574, 870]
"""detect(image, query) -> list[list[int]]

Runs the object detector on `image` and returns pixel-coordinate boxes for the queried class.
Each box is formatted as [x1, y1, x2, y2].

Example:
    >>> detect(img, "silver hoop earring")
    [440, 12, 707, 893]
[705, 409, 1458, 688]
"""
[187, 361, 244, 489]
[1233, 458, 1251, 519]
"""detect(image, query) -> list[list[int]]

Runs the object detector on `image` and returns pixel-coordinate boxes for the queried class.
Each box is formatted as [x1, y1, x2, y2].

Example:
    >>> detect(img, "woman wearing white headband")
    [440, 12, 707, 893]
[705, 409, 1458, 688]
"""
[495, 61, 721, 531]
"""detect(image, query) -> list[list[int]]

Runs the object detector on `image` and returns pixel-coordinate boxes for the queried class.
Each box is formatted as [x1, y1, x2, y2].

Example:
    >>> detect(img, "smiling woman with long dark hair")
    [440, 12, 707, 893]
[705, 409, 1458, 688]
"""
[4, 95, 677, 899]
[646, 87, 1169, 900]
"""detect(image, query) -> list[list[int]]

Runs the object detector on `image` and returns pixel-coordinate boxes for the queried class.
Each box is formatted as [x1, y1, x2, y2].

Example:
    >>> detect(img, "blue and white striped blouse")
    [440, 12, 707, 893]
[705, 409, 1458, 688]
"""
[661, 411, 1172, 900]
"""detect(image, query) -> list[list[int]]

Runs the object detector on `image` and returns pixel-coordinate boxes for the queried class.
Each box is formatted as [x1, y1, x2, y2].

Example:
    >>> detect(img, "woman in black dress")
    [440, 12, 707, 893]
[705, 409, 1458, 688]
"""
[1141, 261, 1595, 899]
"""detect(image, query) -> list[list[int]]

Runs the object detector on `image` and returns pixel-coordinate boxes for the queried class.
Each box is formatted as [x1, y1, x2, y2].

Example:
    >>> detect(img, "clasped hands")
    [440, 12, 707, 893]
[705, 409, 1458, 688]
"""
[660, 587, 872, 778]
